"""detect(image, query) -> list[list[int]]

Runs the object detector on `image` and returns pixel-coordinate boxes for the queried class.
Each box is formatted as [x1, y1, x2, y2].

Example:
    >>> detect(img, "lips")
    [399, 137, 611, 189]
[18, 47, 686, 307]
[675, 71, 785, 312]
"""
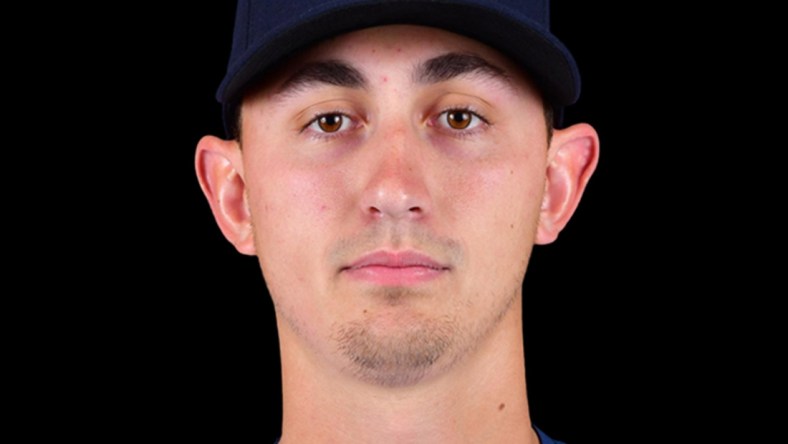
[341, 251, 450, 286]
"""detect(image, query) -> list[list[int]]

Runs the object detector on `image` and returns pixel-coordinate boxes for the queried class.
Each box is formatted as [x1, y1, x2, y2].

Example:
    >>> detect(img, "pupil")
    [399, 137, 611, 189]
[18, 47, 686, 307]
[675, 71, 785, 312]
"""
[320, 115, 342, 132]
[448, 111, 470, 129]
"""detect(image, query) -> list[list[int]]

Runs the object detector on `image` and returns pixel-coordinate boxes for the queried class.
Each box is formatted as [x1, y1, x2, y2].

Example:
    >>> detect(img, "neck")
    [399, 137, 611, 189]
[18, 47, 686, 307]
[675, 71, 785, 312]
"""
[277, 297, 539, 444]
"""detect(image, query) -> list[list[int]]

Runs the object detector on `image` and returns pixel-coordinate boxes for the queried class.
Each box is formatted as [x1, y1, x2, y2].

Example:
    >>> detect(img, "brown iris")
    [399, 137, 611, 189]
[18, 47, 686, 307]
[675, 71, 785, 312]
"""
[446, 111, 472, 129]
[318, 114, 344, 132]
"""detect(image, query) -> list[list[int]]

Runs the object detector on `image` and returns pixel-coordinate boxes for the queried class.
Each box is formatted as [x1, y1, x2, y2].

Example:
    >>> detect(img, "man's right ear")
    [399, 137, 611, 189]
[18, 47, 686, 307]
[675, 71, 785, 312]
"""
[195, 135, 256, 255]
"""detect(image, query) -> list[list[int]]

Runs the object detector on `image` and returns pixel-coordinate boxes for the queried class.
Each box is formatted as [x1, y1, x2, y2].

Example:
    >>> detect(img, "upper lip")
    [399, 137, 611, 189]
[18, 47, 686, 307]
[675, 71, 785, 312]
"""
[343, 250, 450, 271]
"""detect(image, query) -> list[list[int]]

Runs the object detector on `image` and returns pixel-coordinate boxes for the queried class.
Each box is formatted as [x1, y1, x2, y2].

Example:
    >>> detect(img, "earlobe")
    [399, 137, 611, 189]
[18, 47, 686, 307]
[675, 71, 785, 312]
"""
[195, 135, 256, 255]
[535, 123, 600, 245]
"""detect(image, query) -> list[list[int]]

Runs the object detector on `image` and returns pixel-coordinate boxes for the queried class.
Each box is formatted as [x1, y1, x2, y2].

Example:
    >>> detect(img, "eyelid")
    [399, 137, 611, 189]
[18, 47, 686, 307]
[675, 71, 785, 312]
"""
[301, 110, 353, 132]
[439, 105, 489, 123]
[296, 97, 364, 130]
[300, 109, 365, 142]
[432, 106, 490, 134]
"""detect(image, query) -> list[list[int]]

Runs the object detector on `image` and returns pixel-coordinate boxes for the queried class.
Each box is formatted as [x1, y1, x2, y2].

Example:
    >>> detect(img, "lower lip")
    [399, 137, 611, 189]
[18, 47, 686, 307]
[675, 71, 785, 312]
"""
[343, 265, 446, 286]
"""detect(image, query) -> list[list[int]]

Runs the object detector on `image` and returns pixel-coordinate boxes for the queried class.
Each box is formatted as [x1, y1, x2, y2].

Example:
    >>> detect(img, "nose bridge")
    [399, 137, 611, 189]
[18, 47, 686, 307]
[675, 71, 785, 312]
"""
[361, 120, 430, 220]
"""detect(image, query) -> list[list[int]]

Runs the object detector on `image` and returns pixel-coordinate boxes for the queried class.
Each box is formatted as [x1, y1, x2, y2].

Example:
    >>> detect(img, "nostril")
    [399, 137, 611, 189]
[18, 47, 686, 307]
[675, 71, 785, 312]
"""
[368, 206, 383, 216]
[408, 207, 423, 218]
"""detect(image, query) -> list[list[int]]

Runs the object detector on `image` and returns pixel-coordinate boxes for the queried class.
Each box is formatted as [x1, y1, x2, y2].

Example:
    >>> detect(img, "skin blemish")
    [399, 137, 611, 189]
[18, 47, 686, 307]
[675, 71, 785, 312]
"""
[382, 76, 388, 83]
[498, 403, 505, 411]
[510, 224, 514, 229]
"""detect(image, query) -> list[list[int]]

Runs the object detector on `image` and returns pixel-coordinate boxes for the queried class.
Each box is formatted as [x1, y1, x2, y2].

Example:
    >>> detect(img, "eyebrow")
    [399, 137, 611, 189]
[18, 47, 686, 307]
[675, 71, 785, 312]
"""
[272, 52, 509, 99]
[414, 52, 508, 85]
[275, 60, 367, 97]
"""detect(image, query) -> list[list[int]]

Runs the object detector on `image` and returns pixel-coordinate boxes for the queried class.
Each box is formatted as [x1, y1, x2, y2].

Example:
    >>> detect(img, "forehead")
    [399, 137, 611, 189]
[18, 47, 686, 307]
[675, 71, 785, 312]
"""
[246, 24, 540, 100]
[304, 25, 506, 62]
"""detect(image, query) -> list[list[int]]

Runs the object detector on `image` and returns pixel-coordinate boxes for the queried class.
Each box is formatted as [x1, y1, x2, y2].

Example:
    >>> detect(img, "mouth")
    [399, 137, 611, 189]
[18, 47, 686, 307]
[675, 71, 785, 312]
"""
[341, 250, 450, 286]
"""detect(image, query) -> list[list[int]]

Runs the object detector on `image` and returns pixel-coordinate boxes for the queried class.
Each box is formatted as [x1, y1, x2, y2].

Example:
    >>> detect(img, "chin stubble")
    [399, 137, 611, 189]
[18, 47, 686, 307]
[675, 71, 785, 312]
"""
[333, 288, 458, 387]
[333, 283, 521, 387]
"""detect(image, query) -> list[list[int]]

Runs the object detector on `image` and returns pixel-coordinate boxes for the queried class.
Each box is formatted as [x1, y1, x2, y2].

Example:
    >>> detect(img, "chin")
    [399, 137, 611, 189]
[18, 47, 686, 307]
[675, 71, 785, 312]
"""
[332, 307, 460, 387]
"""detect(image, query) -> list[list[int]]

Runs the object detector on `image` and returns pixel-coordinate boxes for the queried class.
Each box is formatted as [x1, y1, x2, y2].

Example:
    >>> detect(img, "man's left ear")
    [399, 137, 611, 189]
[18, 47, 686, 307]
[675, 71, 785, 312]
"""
[536, 123, 600, 245]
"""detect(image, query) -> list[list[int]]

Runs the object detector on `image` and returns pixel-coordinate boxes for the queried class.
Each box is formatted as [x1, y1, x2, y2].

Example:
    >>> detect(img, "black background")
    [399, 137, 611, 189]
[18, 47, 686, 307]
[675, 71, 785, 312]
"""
[103, 3, 693, 442]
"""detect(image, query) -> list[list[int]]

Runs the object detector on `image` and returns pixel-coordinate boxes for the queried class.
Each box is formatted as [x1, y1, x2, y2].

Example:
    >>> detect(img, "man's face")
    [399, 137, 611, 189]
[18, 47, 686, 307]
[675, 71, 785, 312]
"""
[239, 25, 551, 386]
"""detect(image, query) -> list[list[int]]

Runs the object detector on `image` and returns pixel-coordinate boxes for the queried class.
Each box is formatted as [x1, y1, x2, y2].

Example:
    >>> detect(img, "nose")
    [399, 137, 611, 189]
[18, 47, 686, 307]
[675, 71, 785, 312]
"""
[360, 127, 431, 221]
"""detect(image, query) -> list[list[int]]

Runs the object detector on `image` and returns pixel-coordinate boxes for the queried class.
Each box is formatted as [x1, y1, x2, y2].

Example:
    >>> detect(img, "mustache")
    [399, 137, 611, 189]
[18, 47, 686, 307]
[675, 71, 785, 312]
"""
[329, 223, 463, 270]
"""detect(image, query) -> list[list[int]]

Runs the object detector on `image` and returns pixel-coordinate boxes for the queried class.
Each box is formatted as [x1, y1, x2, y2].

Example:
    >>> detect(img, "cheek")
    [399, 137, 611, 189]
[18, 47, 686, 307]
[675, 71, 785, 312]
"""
[444, 144, 545, 227]
[442, 140, 546, 275]
[241, 141, 353, 296]
[247, 161, 345, 248]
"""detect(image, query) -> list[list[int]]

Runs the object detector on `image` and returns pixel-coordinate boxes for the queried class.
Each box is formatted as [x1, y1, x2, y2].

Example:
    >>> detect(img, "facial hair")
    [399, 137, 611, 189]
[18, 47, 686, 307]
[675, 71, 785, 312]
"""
[332, 287, 459, 387]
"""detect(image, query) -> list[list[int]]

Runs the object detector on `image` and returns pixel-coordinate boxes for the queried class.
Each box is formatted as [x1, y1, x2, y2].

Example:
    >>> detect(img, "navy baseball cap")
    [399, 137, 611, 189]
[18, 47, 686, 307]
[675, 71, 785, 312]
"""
[217, 0, 580, 136]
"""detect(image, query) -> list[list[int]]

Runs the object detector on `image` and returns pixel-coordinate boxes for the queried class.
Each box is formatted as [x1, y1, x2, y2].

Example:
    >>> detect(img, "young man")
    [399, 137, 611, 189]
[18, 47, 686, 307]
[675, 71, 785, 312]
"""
[195, 1, 599, 442]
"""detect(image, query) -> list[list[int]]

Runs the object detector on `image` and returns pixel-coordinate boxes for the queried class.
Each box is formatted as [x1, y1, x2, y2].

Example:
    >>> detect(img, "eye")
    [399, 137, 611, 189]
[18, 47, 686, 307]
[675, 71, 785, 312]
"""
[437, 109, 486, 131]
[308, 113, 352, 133]
[446, 111, 472, 129]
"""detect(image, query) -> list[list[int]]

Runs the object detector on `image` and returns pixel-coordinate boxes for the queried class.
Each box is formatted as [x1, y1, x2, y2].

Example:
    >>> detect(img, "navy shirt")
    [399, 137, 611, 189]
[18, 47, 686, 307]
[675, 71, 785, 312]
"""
[536, 426, 566, 444]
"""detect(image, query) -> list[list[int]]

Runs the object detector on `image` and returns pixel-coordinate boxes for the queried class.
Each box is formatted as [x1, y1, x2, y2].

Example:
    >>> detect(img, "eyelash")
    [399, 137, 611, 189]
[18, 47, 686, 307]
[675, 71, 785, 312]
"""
[301, 106, 490, 140]
[301, 111, 357, 140]
[433, 106, 489, 134]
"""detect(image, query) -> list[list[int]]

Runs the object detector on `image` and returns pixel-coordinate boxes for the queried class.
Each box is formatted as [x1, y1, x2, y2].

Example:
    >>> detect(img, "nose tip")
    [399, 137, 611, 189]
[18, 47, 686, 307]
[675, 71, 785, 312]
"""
[361, 154, 430, 221]
[367, 194, 424, 220]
